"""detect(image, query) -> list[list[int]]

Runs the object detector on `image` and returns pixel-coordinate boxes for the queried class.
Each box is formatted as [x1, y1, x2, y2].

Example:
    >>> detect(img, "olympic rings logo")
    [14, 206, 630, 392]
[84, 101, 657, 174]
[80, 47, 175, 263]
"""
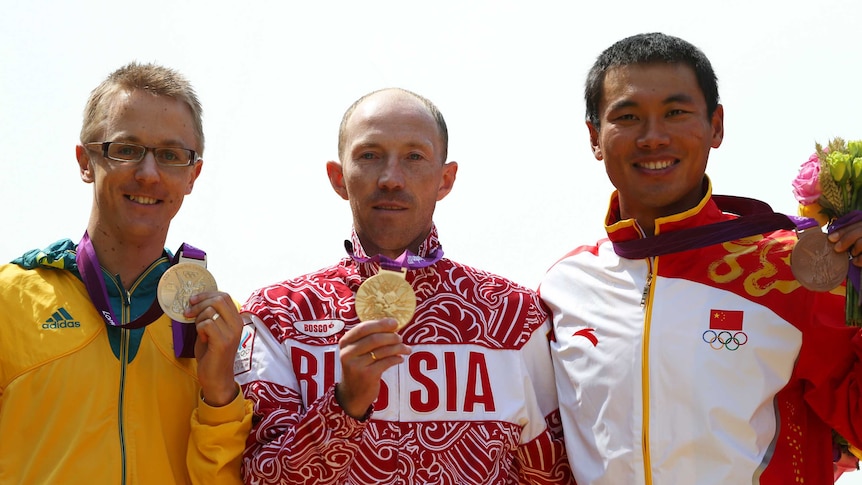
[702, 330, 748, 351]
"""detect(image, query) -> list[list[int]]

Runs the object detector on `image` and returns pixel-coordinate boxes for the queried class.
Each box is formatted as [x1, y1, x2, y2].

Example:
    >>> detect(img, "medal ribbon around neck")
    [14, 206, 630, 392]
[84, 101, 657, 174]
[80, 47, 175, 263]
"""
[344, 240, 444, 271]
[611, 196, 862, 297]
[76, 231, 205, 357]
[346, 241, 444, 330]
[611, 195, 810, 259]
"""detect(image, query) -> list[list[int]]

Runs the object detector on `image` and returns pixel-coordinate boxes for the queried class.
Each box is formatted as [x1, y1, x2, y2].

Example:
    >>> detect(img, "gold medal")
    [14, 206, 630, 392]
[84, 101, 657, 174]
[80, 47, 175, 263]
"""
[790, 230, 848, 292]
[355, 270, 417, 330]
[158, 262, 218, 323]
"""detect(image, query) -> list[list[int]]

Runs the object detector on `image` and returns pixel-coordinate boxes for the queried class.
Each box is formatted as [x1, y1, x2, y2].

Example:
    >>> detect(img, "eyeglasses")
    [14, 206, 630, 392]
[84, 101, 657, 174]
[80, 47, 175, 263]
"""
[86, 141, 199, 167]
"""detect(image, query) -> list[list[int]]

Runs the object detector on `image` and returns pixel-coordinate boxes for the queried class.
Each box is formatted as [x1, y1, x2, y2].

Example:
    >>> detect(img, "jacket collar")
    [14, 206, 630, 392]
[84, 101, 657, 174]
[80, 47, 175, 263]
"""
[605, 177, 729, 243]
[347, 223, 442, 260]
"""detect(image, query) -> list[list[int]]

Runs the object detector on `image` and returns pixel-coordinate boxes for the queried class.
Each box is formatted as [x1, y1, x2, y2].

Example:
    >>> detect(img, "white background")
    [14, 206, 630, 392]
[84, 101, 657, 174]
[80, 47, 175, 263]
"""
[2, 1, 860, 482]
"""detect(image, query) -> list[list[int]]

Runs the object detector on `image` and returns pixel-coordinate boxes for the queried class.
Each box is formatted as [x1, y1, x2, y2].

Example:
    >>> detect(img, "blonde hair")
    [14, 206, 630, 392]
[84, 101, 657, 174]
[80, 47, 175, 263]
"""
[80, 62, 204, 153]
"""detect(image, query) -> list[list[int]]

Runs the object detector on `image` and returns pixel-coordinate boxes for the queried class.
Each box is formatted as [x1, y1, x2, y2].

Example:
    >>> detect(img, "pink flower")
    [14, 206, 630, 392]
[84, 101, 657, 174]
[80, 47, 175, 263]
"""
[792, 153, 822, 205]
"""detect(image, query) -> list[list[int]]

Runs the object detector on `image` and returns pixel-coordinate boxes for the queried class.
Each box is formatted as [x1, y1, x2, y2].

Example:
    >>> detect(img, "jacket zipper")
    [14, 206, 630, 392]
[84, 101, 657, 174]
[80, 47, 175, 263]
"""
[110, 274, 131, 485]
[119, 325, 130, 485]
[641, 256, 655, 485]
[640, 271, 653, 308]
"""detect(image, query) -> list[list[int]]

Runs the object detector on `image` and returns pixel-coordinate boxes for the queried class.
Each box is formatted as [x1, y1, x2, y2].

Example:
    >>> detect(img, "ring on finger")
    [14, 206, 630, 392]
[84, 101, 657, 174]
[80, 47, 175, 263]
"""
[370, 351, 377, 361]
[211, 312, 220, 321]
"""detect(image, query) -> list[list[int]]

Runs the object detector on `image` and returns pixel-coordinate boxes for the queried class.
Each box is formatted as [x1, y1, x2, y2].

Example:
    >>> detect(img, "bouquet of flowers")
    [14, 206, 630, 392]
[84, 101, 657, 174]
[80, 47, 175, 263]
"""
[834, 431, 862, 481]
[792, 137, 862, 326]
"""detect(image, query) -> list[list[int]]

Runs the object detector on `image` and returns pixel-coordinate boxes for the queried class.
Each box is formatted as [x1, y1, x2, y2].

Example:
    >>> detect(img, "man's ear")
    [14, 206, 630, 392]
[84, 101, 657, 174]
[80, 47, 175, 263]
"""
[184, 159, 203, 195]
[587, 121, 603, 160]
[326, 160, 349, 200]
[710, 104, 725, 149]
[436, 161, 458, 201]
[76, 145, 95, 183]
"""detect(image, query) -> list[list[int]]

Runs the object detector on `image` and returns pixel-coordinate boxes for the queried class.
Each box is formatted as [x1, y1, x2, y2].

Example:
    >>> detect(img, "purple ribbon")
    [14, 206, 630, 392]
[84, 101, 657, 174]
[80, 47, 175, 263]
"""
[344, 240, 444, 272]
[76, 231, 205, 358]
[612, 195, 804, 259]
[828, 211, 862, 305]
[612, 197, 862, 301]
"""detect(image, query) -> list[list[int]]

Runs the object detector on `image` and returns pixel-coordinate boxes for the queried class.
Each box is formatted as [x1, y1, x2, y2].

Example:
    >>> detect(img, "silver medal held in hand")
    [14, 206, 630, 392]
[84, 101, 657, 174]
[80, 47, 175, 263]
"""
[158, 262, 218, 323]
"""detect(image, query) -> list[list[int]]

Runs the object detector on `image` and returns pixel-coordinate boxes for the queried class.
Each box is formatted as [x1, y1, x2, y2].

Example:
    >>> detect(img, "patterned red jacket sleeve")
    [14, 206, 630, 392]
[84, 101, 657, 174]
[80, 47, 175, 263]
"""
[237, 304, 368, 485]
[511, 314, 576, 484]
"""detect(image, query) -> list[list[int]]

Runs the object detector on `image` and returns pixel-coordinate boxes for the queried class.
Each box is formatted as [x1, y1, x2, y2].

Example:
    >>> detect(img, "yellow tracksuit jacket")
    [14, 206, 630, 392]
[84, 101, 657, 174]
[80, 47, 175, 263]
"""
[0, 239, 252, 484]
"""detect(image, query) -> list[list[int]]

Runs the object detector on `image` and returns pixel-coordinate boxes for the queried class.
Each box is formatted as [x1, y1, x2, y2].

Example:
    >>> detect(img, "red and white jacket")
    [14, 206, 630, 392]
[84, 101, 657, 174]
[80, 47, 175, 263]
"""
[540, 184, 862, 485]
[235, 226, 573, 484]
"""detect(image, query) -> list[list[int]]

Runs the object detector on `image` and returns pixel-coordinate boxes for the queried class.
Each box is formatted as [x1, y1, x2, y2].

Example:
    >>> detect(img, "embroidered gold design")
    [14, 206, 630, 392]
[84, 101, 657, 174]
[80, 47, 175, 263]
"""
[707, 234, 800, 296]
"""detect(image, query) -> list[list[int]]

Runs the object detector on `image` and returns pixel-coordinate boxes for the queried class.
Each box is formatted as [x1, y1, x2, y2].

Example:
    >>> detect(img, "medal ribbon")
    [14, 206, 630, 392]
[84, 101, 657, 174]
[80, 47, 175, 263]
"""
[613, 197, 862, 302]
[828, 211, 862, 304]
[76, 231, 204, 357]
[344, 240, 444, 272]
[612, 195, 810, 259]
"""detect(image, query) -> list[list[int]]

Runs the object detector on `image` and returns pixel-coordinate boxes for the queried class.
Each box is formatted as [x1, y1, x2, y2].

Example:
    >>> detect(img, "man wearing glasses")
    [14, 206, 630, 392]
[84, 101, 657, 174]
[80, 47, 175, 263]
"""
[0, 62, 251, 484]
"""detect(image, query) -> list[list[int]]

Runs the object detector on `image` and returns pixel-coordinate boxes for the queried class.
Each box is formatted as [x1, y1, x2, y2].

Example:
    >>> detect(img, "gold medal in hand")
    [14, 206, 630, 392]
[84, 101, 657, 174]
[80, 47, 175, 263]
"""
[355, 270, 417, 330]
[158, 262, 219, 323]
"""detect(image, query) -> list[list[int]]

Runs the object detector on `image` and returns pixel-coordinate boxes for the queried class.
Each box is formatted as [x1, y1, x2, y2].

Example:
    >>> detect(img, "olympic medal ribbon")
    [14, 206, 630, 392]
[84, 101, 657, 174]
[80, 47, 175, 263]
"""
[345, 241, 442, 330]
[76, 231, 206, 357]
[76, 231, 164, 329]
[344, 240, 444, 271]
[612, 195, 808, 259]
[168, 244, 207, 358]
[828, 210, 862, 304]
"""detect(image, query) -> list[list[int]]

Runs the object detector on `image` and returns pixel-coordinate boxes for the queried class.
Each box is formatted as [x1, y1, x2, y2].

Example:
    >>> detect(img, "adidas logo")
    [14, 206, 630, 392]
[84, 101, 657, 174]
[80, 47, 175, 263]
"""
[43, 307, 81, 329]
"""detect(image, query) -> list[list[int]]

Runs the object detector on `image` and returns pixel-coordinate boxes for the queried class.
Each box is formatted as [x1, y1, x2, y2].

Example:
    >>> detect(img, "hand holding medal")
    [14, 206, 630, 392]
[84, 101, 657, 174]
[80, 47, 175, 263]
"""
[158, 262, 219, 323]
[791, 139, 862, 325]
[348, 243, 443, 331]
[790, 230, 849, 292]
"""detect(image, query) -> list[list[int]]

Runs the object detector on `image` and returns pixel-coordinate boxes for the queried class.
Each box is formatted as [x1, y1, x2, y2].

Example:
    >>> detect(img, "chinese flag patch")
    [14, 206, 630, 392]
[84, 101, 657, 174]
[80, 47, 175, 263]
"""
[709, 309, 743, 330]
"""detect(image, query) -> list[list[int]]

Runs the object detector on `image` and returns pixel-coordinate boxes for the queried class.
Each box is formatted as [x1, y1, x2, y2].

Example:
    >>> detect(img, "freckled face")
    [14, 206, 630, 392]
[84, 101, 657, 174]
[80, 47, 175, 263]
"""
[589, 63, 723, 226]
[77, 89, 202, 245]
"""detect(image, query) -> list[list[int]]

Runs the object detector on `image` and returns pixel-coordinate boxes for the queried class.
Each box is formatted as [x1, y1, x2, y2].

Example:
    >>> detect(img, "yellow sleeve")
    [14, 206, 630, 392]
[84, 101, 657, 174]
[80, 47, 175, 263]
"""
[187, 385, 254, 485]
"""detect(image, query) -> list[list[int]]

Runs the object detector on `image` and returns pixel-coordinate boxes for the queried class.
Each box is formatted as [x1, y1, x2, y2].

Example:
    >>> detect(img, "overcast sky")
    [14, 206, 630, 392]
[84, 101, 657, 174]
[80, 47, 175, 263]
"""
[2, 1, 861, 478]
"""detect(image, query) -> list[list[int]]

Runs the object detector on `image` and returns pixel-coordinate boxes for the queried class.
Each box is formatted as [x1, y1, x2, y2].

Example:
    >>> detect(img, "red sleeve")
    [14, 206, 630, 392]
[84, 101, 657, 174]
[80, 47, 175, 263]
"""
[790, 284, 862, 451]
[799, 317, 862, 448]
[514, 409, 578, 484]
[241, 384, 367, 484]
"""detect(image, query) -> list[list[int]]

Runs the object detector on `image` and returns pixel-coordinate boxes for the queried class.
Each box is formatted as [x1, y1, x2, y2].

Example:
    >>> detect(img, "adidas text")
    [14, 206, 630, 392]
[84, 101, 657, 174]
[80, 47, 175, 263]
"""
[43, 321, 81, 329]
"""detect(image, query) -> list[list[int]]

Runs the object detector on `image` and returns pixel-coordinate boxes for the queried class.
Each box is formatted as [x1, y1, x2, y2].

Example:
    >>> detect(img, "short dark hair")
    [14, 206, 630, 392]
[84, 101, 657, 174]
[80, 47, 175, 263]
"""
[338, 88, 449, 163]
[585, 32, 719, 128]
